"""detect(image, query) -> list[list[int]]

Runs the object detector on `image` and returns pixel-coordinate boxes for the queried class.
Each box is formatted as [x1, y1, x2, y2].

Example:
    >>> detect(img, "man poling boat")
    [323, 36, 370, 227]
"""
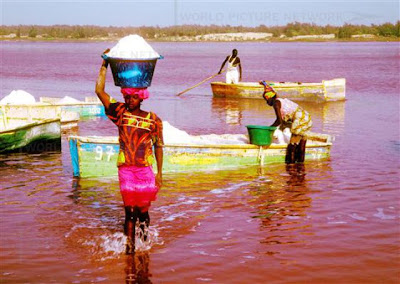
[176, 49, 242, 96]
[218, 49, 242, 84]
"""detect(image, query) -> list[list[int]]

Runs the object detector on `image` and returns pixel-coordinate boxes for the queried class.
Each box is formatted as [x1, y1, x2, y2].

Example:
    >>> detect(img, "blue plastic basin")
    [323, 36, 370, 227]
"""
[106, 56, 161, 88]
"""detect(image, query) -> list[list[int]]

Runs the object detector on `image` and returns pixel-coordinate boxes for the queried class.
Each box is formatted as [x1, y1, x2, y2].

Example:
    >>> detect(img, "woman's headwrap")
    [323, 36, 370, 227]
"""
[121, 88, 150, 100]
[263, 85, 277, 99]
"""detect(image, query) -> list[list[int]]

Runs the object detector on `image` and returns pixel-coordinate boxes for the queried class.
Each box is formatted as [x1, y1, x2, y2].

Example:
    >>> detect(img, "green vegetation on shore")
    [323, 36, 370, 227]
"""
[1, 22, 399, 41]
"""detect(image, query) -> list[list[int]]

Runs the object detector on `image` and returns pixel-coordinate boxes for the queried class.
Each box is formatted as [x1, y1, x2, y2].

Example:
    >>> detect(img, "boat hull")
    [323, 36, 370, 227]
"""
[68, 136, 332, 178]
[0, 104, 79, 128]
[211, 78, 346, 101]
[39, 97, 105, 117]
[0, 119, 61, 153]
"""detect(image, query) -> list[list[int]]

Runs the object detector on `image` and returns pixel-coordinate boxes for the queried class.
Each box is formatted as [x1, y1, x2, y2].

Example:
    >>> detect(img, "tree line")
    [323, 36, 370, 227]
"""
[0, 22, 399, 39]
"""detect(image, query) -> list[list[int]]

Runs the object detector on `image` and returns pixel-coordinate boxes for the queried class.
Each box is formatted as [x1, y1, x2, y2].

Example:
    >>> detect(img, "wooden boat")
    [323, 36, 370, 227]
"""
[211, 78, 346, 101]
[0, 118, 61, 153]
[68, 135, 333, 178]
[39, 97, 105, 117]
[0, 104, 79, 129]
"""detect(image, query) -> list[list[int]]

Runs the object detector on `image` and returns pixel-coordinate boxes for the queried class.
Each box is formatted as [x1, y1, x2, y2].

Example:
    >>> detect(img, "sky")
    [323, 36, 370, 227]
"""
[1, 0, 399, 27]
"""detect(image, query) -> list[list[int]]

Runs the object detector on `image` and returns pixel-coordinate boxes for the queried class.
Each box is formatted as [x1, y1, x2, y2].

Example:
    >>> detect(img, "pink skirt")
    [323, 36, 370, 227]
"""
[118, 165, 159, 211]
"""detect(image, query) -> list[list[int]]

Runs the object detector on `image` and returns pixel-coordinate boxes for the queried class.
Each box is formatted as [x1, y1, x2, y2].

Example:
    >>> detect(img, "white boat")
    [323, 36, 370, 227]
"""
[211, 78, 346, 101]
[0, 104, 79, 129]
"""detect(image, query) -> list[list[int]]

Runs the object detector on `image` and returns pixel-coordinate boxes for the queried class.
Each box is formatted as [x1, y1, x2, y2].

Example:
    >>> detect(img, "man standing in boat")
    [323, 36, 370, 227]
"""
[218, 49, 242, 84]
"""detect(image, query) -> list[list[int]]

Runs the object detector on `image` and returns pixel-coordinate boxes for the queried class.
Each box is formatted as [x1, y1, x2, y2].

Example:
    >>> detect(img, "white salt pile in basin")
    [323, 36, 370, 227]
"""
[107, 35, 160, 59]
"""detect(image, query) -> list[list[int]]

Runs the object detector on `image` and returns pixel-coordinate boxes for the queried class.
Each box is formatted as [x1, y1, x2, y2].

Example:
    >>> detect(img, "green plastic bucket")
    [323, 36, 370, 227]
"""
[246, 125, 277, 146]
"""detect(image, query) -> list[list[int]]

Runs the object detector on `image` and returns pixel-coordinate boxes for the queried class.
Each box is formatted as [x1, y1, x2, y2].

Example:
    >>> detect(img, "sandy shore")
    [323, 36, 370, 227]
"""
[1, 32, 398, 42]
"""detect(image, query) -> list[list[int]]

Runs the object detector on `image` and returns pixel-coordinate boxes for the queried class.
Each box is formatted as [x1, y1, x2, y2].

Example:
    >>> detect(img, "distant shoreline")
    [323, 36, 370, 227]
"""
[1, 36, 399, 43]
[2, 23, 398, 42]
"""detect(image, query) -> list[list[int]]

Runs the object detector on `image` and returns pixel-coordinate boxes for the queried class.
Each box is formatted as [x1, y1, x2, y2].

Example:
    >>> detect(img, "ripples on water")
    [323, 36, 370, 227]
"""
[1, 148, 399, 282]
[1, 42, 399, 283]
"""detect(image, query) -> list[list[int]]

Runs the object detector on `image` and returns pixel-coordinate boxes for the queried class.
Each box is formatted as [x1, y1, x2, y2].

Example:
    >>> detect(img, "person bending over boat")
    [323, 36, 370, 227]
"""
[218, 49, 242, 84]
[260, 81, 312, 164]
[95, 51, 164, 254]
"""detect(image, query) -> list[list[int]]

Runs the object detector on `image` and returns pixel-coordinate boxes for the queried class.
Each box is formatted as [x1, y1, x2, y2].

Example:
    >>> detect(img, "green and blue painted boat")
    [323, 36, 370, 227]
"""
[211, 78, 346, 101]
[0, 119, 61, 153]
[68, 135, 333, 178]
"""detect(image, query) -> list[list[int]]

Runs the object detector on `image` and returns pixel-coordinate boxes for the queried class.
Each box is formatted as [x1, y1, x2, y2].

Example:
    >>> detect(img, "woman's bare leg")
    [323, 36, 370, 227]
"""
[296, 139, 307, 162]
[285, 143, 296, 164]
[124, 206, 140, 254]
[138, 210, 150, 241]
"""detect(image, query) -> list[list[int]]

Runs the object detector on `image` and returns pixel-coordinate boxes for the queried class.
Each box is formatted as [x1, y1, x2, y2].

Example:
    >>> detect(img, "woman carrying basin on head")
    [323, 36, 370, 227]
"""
[260, 81, 312, 164]
[95, 50, 164, 254]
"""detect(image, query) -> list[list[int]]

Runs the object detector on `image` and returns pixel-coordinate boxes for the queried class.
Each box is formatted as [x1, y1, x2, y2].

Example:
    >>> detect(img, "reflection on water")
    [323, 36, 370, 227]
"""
[225, 108, 242, 125]
[251, 164, 310, 248]
[211, 97, 346, 137]
[125, 252, 152, 283]
[211, 97, 268, 126]
[1, 147, 398, 282]
[321, 101, 346, 134]
[285, 163, 307, 186]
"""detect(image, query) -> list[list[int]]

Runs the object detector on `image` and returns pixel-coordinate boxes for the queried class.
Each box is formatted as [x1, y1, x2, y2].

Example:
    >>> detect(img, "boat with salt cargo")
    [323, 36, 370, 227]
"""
[39, 97, 105, 117]
[68, 134, 333, 178]
[0, 118, 61, 153]
[211, 78, 346, 101]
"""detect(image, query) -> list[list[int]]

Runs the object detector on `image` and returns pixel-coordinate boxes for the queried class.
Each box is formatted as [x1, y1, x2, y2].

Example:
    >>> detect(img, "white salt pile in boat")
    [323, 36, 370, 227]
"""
[0, 90, 36, 105]
[163, 121, 192, 144]
[190, 134, 249, 145]
[163, 121, 249, 145]
[163, 122, 293, 146]
[58, 96, 81, 104]
[107, 35, 160, 59]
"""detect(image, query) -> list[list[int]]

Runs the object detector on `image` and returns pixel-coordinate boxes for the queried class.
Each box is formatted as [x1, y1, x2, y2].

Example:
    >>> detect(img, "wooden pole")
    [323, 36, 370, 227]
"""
[176, 70, 224, 97]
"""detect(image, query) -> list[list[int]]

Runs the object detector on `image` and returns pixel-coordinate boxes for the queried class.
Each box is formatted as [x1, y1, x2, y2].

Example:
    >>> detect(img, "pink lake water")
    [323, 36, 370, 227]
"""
[0, 41, 399, 283]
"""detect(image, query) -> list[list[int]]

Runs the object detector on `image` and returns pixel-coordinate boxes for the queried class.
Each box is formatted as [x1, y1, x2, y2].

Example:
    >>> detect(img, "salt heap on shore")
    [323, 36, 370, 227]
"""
[107, 35, 160, 59]
[0, 90, 36, 105]
[58, 96, 81, 104]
